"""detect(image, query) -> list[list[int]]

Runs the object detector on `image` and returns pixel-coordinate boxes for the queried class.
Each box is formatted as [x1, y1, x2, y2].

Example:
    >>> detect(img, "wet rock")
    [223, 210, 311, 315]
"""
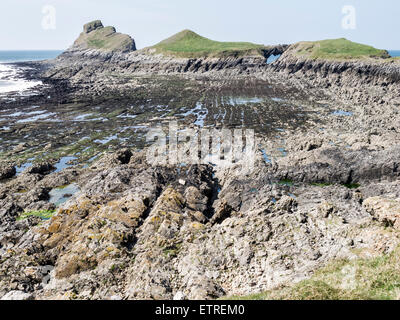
[24, 201, 56, 212]
[2, 64, 400, 299]
[0, 164, 16, 180]
[116, 148, 133, 164]
[24, 162, 55, 175]
[0, 200, 22, 224]
[17, 187, 51, 210]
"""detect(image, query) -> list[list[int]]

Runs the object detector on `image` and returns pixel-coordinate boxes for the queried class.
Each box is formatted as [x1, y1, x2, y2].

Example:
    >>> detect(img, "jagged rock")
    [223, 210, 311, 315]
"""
[210, 200, 233, 224]
[364, 197, 400, 229]
[188, 278, 225, 300]
[84, 20, 104, 34]
[92, 148, 132, 169]
[0, 164, 16, 180]
[0, 200, 21, 224]
[67, 20, 136, 53]
[275, 195, 297, 213]
[317, 201, 337, 218]
[1, 149, 400, 300]
[184, 186, 208, 212]
[24, 162, 55, 175]
[2, 30, 400, 301]
[45, 193, 149, 278]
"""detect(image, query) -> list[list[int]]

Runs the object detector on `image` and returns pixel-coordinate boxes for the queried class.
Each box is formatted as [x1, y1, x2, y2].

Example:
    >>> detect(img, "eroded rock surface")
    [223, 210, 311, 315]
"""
[1, 21, 400, 301]
[1, 148, 400, 300]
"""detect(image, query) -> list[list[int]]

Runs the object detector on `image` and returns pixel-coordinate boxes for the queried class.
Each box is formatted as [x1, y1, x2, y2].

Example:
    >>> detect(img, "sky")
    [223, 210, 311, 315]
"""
[0, 0, 399, 50]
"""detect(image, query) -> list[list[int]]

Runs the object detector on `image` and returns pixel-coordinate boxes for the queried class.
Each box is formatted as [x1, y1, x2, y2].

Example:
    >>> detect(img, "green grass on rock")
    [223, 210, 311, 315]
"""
[292, 38, 390, 60]
[151, 30, 266, 58]
[224, 245, 400, 300]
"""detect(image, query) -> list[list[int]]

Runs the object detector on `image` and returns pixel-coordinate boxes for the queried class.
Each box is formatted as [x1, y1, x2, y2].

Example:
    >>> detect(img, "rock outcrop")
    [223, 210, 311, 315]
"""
[271, 46, 400, 86]
[83, 20, 104, 34]
[41, 22, 400, 110]
[72, 20, 136, 53]
[2, 21, 400, 301]
[42, 21, 288, 94]
[1, 148, 400, 300]
[364, 197, 400, 229]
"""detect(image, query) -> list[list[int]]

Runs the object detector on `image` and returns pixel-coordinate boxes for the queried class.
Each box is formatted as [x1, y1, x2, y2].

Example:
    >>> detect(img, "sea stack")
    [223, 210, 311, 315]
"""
[70, 20, 136, 53]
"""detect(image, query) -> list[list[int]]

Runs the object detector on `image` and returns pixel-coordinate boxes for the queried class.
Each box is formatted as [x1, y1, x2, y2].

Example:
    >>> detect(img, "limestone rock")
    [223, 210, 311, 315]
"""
[1, 148, 400, 300]
[317, 201, 337, 218]
[70, 20, 136, 53]
[364, 197, 400, 229]
[84, 20, 104, 34]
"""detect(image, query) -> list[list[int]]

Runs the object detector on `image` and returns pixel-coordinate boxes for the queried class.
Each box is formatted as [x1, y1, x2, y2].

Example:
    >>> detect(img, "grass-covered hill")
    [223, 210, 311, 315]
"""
[290, 38, 390, 60]
[149, 29, 268, 58]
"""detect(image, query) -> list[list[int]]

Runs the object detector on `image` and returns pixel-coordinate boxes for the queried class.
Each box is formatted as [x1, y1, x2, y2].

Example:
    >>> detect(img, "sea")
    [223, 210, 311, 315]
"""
[388, 50, 400, 58]
[0, 50, 62, 94]
[0, 50, 62, 63]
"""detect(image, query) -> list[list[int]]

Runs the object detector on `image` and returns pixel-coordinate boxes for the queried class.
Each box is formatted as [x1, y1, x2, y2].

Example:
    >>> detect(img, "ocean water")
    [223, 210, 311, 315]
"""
[0, 51, 62, 94]
[266, 54, 281, 64]
[0, 50, 62, 63]
[0, 63, 42, 94]
[388, 50, 400, 58]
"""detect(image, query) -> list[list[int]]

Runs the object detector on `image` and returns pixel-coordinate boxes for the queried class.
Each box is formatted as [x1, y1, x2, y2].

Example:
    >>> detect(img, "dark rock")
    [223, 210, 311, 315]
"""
[0, 164, 16, 180]
[210, 200, 233, 224]
[24, 162, 55, 175]
[84, 20, 104, 34]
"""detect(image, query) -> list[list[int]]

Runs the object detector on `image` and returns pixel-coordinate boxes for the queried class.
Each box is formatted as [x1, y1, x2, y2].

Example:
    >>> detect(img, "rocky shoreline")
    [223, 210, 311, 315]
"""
[1, 21, 400, 300]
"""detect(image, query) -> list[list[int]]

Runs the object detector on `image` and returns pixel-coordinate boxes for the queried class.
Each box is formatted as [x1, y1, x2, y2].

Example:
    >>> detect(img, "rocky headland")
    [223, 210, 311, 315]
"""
[1, 21, 400, 300]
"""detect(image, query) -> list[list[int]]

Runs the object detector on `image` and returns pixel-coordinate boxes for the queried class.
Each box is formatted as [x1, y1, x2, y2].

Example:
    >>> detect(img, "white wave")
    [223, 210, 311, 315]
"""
[0, 63, 42, 94]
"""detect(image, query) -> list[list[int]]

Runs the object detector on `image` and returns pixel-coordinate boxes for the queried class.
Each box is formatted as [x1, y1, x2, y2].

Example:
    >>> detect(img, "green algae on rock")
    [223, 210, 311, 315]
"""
[16, 210, 56, 221]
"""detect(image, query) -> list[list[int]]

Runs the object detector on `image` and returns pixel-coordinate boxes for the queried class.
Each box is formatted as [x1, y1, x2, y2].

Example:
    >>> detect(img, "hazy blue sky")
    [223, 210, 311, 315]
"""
[0, 0, 399, 50]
